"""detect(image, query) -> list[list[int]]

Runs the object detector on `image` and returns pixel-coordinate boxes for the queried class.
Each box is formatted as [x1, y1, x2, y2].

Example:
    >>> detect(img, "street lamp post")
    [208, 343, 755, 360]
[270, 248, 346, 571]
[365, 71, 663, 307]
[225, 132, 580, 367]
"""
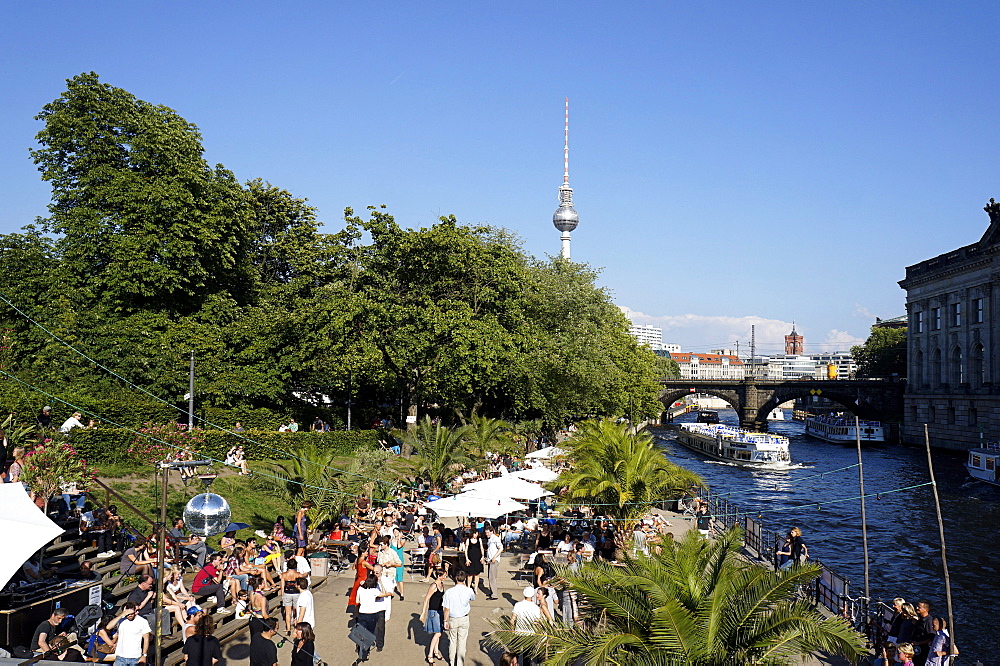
[153, 459, 213, 666]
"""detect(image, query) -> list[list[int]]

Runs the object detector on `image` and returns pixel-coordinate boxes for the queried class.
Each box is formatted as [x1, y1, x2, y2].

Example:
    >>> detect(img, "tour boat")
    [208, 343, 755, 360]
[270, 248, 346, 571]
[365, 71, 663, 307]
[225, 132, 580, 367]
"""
[804, 413, 885, 444]
[675, 423, 792, 468]
[965, 442, 1000, 486]
[767, 407, 785, 421]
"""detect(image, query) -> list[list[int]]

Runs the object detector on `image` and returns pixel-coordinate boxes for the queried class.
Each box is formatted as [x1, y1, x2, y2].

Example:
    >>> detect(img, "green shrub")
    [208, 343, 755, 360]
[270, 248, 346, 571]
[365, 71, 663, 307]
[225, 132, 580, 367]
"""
[68, 427, 379, 464]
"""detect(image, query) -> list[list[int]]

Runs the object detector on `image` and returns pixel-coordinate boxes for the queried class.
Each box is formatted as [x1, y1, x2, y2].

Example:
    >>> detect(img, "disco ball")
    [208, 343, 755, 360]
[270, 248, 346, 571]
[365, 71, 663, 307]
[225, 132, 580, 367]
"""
[183, 492, 232, 537]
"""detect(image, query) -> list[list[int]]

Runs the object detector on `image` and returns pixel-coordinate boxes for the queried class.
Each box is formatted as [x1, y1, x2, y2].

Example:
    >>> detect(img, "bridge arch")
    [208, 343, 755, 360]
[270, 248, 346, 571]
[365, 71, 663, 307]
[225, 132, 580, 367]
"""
[659, 388, 740, 419]
[751, 387, 882, 427]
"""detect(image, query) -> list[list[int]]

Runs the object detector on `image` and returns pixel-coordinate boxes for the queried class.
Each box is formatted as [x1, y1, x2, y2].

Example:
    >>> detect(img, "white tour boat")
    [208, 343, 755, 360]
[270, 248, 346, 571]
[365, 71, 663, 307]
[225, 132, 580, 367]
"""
[767, 407, 785, 421]
[966, 442, 1000, 486]
[804, 413, 885, 444]
[675, 423, 792, 468]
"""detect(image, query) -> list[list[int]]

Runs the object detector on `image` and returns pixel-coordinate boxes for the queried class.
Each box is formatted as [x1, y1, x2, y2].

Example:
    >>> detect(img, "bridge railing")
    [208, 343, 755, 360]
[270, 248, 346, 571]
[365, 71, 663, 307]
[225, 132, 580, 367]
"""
[701, 488, 853, 618]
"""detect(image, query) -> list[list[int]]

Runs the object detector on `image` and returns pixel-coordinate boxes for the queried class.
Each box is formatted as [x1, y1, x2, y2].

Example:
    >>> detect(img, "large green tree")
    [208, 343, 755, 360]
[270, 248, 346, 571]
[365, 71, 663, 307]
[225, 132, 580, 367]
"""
[487, 527, 867, 665]
[851, 325, 907, 378]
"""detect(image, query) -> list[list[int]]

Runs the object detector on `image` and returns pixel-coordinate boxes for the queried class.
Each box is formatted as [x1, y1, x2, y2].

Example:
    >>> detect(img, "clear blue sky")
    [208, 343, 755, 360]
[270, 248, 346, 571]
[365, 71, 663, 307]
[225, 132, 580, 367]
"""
[3, 2, 999, 355]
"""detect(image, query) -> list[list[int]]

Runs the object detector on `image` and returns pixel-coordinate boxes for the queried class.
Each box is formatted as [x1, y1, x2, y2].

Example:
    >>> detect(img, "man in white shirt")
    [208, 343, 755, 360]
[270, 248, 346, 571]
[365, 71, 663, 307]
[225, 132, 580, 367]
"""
[441, 570, 477, 666]
[294, 578, 314, 627]
[111, 602, 150, 666]
[512, 587, 543, 666]
[59, 412, 85, 433]
[484, 526, 503, 600]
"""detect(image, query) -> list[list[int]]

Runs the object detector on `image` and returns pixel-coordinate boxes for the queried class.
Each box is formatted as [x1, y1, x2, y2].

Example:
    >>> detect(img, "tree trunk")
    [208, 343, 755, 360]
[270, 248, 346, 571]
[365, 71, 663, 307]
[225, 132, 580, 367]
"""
[400, 384, 418, 456]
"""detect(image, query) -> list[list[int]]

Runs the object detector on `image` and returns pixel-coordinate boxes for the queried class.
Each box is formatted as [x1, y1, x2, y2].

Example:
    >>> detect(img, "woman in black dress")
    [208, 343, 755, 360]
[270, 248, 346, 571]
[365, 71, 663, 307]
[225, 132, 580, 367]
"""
[462, 530, 484, 592]
[290, 622, 316, 666]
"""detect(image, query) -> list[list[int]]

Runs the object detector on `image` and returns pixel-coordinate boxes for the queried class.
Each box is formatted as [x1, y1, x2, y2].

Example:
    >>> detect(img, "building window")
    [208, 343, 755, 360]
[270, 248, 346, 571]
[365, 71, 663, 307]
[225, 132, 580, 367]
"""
[975, 298, 984, 323]
[950, 302, 961, 327]
[928, 404, 936, 423]
[952, 347, 964, 385]
[932, 307, 941, 330]
[914, 349, 924, 386]
[973, 342, 986, 386]
[970, 407, 978, 426]
[914, 311, 924, 333]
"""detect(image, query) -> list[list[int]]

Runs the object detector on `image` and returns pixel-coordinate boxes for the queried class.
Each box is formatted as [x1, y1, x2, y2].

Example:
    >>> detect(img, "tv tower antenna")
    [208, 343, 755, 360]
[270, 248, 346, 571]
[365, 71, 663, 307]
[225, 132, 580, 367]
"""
[552, 98, 579, 259]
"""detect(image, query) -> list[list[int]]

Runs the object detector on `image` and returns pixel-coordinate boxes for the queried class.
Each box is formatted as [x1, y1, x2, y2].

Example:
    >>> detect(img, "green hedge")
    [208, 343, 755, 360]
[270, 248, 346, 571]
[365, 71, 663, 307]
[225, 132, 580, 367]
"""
[67, 427, 380, 465]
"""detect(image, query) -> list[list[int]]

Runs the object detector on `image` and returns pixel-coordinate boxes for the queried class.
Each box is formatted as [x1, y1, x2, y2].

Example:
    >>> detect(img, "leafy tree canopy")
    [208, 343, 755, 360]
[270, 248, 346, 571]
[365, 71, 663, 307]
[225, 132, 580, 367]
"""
[851, 325, 906, 378]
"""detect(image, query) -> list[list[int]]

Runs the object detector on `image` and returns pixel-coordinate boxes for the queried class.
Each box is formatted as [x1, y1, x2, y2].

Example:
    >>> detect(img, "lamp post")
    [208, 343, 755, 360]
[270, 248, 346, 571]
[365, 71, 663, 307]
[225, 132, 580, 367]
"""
[153, 459, 215, 666]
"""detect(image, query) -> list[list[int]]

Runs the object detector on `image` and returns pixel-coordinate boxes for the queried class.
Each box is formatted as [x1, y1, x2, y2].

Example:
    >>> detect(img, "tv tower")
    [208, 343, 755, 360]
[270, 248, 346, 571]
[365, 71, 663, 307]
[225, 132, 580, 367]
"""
[552, 98, 579, 259]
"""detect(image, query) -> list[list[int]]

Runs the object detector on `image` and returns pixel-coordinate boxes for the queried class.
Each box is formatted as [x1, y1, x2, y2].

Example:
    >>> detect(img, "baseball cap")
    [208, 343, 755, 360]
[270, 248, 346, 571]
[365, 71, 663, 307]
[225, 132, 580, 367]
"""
[522, 587, 535, 598]
[186, 606, 203, 616]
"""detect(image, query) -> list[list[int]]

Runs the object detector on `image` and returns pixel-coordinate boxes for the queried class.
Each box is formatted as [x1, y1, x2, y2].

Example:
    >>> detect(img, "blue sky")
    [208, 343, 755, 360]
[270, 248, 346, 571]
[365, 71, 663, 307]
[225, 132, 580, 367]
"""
[2, 2, 999, 355]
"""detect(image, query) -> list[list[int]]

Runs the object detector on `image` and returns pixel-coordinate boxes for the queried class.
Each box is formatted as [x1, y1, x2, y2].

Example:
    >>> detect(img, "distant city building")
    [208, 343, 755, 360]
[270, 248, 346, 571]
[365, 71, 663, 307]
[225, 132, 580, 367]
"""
[784, 324, 804, 355]
[710, 348, 738, 356]
[898, 199, 1000, 450]
[873, 315, 907, 330]
[668, 352, 745, 380]
[810, 351, 857, 379]
[663, 342, 681, 354]
[629, 324, 664, 351]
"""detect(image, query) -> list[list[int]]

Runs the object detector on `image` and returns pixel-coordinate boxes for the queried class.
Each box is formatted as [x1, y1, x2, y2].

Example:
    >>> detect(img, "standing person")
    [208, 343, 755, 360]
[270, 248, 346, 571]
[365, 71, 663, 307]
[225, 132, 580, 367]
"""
[511, 587, 543, 666]
[461, 529, 484, 593]
[896, 643, 916, 666]
[294, 578, 314, 628]
[780, 527, 809, 569]
[390, 528, 407, 600]
[348, 543, 379, 611]
[37, 406, 53, 430]
[181, 614, 221, 666]
[419, 568, 447, 664]
[912, 600, 936, 666]
[442, 570, 477, 666]
[886, 597, 907, 644]
[279, 560, 301, 636]
[248, 617, 279, 666]
[483, 525, 503, 601]
[354, 576, 392, 665]
[112, 602, 150, 666]
[293, 501, 313, 557]
[291, 622, 316, 666]
[925, 617, 954, 666]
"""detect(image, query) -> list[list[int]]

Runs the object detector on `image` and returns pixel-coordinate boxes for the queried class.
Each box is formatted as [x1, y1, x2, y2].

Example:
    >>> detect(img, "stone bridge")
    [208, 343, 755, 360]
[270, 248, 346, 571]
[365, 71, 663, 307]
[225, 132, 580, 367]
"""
[658, 378, 906, 431]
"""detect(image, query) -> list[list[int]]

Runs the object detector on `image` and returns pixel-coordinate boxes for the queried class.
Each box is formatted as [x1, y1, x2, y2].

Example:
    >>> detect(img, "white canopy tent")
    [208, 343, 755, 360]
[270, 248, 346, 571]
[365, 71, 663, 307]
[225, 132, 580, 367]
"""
[463, 475, 554, 500]
[426, 492, 527, 519]
[0, 484, 65, 588]
[512, 467, 559, 483]
[525, 445, 566, 459]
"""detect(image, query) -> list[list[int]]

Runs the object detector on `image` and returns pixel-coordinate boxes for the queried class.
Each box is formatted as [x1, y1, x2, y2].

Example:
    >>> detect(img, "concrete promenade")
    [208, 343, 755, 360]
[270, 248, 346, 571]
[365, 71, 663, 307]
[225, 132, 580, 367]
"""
[216, 513, 847, 665]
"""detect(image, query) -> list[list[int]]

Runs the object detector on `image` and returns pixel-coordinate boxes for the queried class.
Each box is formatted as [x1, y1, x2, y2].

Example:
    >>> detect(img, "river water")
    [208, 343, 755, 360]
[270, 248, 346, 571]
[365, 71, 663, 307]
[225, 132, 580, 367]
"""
[657, 409, 999, 661]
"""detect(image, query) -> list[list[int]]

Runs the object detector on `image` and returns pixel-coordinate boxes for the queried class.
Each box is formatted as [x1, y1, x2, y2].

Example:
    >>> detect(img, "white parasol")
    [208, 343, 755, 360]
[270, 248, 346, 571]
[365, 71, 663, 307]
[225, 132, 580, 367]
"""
[463, 475, 554, 500]
[512, 467, 560, 482]
[525, 445, 566, 459]
[426, 492, 527, 519]
[0, 484, 65, 588]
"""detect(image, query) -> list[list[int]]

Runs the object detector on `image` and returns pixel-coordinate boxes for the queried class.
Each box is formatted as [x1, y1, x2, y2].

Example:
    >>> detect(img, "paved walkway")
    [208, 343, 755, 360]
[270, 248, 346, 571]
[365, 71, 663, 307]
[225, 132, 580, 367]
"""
[216, 513, 847, 666]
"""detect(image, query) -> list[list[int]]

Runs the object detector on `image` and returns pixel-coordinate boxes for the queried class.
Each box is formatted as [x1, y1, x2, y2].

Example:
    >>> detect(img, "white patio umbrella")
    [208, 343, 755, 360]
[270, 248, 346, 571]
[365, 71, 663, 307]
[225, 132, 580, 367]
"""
[426, 492, 527, 519]
[512, 467, 559, 482]
[0, 484, 65, 588]
[525, 445, 566, 459]
[463, 475, 554, 500]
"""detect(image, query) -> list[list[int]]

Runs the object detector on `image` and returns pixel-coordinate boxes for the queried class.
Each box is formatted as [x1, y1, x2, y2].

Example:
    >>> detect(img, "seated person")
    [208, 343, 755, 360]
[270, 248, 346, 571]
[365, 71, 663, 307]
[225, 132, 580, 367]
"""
[75, 560, 100, 581]
[81, 508, 115, 558]
[32, 608, 75, 656]
[22, 553, 57, 581]
[168, 518, 212, 568]
[119, 537, 155, 577]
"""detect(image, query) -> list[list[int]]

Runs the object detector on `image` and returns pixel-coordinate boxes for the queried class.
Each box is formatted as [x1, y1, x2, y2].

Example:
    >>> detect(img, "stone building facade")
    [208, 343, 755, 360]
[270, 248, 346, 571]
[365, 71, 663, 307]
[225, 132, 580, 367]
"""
[898, 200, 1000, 450]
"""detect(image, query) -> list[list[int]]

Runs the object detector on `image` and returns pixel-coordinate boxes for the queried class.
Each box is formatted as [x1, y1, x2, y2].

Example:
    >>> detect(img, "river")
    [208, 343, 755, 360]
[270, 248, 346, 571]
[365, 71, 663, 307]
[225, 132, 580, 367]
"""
[657, 409, 999, 661]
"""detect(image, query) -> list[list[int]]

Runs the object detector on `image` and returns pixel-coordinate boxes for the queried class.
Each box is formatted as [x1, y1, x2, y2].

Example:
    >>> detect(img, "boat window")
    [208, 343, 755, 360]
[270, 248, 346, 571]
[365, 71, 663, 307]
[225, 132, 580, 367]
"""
[988, 457, 996, 471]
[971, 454, 981, 468]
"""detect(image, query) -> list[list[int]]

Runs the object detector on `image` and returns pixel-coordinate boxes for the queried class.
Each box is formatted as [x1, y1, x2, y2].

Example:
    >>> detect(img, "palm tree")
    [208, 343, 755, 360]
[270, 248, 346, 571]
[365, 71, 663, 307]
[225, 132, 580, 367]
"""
[487, 527, 867, 665]
[463, 413, 517, 460]
[396, 417, 473, 492]
[558, 419, 703, 546]
[253, 443, 397, 523]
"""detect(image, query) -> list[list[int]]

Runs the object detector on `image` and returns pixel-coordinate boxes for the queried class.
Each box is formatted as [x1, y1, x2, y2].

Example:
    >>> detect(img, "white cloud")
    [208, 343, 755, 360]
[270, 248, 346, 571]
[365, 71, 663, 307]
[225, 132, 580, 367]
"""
[821, 329, 865, 351]
[852, 304, 877, 320]
[620, 306, 793, 354]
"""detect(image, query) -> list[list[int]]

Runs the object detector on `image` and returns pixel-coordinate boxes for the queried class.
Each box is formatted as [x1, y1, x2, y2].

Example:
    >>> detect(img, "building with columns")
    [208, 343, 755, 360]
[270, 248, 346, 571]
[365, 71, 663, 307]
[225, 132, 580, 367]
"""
[898, 199, 1000, 450]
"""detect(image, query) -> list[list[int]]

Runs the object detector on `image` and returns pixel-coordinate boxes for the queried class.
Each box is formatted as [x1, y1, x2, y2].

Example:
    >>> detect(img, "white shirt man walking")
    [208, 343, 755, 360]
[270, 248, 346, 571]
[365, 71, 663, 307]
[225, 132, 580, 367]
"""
[442, 570, 476, 666]
[512, 587, 543, 666]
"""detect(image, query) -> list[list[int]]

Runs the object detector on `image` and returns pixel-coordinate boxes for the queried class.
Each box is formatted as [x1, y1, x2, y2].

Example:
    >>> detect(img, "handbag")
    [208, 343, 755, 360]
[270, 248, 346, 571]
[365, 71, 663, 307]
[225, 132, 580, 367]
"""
[348, 623, 376, 652]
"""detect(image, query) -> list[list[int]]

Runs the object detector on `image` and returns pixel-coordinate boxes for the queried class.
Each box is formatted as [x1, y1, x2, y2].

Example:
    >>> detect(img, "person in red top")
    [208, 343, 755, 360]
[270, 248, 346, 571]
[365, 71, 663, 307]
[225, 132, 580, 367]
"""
[347, 543, 379, 611]
[192, 553, 227, 611]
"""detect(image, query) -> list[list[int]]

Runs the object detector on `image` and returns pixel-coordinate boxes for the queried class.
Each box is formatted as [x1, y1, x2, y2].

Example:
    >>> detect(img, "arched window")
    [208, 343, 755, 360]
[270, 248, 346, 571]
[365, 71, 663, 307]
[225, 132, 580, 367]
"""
[972, 342, 986, 386]
[914, 349, 924, 387]
[952, 346, 964, 386]
[931, 348, 942, 387]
